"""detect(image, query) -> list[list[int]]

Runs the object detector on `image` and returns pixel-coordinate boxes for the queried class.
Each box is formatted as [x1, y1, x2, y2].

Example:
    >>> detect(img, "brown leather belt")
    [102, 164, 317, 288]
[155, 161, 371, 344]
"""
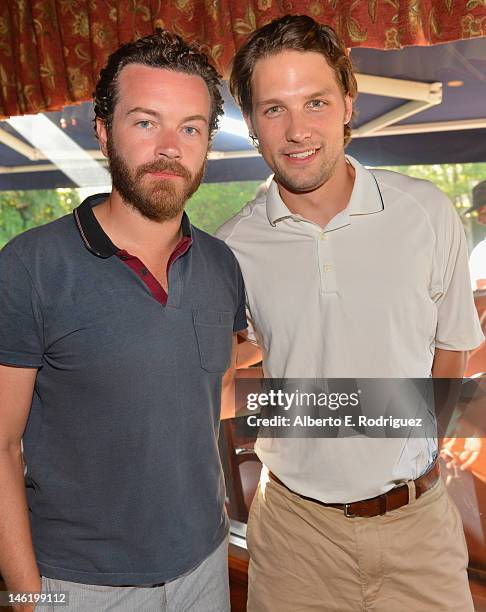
[268, 460, 440, 518]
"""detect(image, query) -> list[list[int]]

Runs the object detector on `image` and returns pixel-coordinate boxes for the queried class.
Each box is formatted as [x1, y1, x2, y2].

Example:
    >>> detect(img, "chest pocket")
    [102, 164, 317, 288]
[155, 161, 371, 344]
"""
[193, 309, 233, 373]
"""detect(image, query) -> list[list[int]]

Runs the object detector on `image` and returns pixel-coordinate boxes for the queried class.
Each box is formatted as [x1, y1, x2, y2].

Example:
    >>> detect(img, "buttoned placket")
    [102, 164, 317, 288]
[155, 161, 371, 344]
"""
[287, 214, 342, 296]
[317, 229, 339, 295]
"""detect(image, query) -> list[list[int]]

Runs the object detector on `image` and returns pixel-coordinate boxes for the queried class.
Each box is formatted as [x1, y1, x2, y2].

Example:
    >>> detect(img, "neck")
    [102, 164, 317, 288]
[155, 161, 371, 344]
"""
[93, 189, 183, 256]
[278, 154, 355, 228]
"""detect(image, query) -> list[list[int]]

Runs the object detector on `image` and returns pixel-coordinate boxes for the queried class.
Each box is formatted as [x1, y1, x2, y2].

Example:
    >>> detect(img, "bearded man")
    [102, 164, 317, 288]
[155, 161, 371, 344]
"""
[0, 31, 246, 612]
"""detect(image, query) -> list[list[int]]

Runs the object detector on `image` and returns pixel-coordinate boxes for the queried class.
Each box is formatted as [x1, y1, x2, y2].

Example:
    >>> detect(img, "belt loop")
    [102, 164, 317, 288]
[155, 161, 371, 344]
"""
[406, 479, 417, 505]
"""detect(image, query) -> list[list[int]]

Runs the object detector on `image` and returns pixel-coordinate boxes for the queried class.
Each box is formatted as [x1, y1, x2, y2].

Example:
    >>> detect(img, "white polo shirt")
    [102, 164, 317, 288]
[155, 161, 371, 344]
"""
[470, 238, 486, 290]
[216, 156, 484, 503]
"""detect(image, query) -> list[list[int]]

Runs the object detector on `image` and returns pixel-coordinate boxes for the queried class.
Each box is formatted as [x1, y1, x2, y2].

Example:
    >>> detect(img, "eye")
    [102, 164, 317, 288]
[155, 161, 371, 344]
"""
[264, 105, 283, 116]
[307, 99, 327, 109]
[135, 120, 153, 129]
[182, 126, 200, 136]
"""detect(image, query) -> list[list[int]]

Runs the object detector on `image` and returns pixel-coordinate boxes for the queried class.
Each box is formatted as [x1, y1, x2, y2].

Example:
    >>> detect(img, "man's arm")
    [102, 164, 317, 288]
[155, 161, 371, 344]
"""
[432, 348, 468, 378]
[221, 331, 262, 420]
[221, 335, 238, 420]
[0, 365, 40, 610]
[235, 332, 262, 369]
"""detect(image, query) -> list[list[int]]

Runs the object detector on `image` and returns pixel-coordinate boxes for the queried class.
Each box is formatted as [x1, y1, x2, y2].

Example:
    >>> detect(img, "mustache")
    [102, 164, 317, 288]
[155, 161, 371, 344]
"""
[135, 159, 191, 180]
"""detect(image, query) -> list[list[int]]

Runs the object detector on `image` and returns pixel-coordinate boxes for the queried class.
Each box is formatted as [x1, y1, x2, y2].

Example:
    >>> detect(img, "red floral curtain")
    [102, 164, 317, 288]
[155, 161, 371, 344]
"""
[0, 0, 485, 118]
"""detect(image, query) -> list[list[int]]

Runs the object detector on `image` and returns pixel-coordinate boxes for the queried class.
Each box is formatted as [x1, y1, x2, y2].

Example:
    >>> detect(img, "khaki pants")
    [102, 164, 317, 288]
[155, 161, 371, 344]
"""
[246, 474, 473, 612]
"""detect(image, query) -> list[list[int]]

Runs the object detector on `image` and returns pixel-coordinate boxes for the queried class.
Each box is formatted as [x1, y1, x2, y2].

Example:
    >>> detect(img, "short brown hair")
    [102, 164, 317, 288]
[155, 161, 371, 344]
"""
[94, 29, 223, 139]
[230, 15, 357, 146]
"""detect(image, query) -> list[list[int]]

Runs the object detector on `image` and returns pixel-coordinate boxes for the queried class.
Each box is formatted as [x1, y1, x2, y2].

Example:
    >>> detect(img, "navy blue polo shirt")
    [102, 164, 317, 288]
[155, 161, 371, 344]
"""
[0, 195, 247, 585]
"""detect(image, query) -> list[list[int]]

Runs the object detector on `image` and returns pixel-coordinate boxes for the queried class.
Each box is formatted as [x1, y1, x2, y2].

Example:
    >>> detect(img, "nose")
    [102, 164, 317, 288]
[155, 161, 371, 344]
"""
[153, 127, 182, 159]
[285, 111, 312, 143]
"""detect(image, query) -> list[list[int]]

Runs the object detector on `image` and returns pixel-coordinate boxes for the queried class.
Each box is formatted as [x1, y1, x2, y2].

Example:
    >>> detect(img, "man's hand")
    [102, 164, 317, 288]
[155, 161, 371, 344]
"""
[440, 375, 486, 483]
[441, 436, 486, 483]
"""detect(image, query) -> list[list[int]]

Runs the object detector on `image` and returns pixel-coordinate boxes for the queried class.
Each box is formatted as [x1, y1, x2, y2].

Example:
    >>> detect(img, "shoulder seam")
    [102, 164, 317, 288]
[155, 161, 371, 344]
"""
[376, 177, 437, 240]
[8, 243, 45, 344]
[9, 244, 43, 302]
[221, 201, 261, 244]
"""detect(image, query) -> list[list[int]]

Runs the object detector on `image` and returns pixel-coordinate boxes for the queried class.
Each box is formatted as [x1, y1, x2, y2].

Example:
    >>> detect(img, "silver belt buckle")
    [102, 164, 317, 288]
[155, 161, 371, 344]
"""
[344, 503, 356, 518]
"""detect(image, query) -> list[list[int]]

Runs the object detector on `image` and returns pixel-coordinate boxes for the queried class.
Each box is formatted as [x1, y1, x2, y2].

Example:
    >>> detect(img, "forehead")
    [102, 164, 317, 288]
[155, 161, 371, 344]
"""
[251, 50, 341, 102]
[115, 63, 211, 116]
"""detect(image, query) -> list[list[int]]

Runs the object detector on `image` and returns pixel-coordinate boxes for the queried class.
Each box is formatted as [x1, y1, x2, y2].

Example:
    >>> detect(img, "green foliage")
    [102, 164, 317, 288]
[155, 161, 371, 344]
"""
[1, 165, 484, 248]
[0, 189, 80, 248]
[185, 181, 261, 235]
[378, 163, 486, 212]
[0, 182, 261, 247]
[378, 163, 486, 247]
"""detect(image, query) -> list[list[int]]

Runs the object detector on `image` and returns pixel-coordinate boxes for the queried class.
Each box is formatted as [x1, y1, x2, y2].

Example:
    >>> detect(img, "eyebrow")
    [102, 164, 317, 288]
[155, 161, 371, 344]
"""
[306, 89, 334, 99]
[256, 89, 335, 107]
[183, 114, 208, 124]
[126, 107, 208, 124]
[126, 107, 159, 117]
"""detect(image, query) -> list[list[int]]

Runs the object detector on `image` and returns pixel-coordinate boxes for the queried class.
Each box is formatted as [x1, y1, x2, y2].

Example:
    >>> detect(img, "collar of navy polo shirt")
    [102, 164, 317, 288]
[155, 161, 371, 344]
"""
[265, 154, 384, 229]
[73, 193, 193, 257]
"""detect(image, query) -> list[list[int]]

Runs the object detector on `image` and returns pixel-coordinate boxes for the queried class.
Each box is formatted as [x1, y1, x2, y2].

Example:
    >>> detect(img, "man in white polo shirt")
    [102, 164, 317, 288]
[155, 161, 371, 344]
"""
[465, 179, 486, 376]
[467, 180, 486, 294]
[217, 15, 484, 612]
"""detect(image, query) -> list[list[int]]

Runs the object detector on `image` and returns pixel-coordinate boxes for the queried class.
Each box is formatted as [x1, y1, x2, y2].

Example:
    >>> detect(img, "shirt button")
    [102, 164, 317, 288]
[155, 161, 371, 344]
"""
[140, 268, 148, 276]
[319, 233, 327, 241]
[323, 264, 333, 273]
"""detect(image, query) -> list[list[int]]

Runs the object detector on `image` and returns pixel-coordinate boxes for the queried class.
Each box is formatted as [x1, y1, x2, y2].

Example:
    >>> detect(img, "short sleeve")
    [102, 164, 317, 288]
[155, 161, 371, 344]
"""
[433, 203, 484, 351]
[0, 242, 44, 367]
[233, 260, 248, 333]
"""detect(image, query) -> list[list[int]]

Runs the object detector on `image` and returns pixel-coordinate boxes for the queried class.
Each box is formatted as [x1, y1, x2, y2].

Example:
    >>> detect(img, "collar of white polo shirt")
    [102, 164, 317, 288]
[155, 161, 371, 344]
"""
[265, 155, 384, 229]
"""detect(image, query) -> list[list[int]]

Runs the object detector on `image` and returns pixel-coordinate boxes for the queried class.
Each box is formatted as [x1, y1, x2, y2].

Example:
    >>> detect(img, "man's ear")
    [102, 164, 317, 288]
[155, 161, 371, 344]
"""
[95, 117, 109, 158]
[343, 94, 353, 125]
[244, 113, 256, 141]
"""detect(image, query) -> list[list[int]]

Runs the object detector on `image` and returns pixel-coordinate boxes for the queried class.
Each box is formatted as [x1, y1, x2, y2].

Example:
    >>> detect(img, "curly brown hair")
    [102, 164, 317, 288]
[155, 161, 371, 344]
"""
[94, 29, 223, 139]
[230, 15, 357, 146]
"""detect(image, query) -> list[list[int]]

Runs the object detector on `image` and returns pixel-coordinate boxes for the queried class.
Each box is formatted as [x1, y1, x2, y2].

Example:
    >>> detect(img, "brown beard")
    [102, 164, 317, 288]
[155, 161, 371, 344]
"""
[107, 134, 206, 222]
